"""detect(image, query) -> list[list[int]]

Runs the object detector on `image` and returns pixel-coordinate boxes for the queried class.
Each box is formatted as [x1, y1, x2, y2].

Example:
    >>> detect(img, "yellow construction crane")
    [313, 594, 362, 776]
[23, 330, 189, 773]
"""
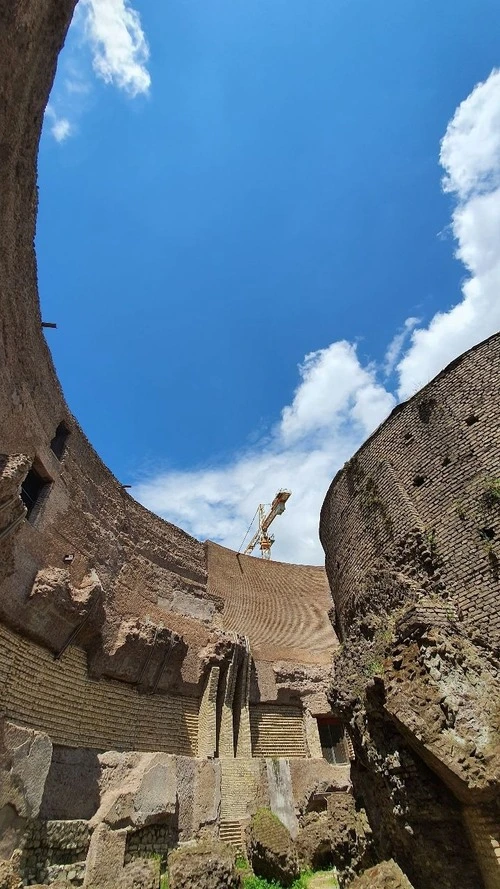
[242, 490, 291, 559]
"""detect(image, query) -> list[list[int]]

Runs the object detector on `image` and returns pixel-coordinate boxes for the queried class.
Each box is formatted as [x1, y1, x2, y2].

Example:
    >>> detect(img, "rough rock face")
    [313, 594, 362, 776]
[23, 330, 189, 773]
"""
[288, 761, 351, 816]
[247, 809, 299, 887]
[0, 854, 23, 889]
[168, 840, 238, 889]
[296, 793, 372, 885]
[330, 605, 490, 889]
[91, 751, 177, 829]
[272, 662, 332, 713]
[384, 615, 500, 804]
[0, 720, 52, 858]
[0, 456, 30, 587]
[27, 567, 105, 653]
[347, 859, 415, 889]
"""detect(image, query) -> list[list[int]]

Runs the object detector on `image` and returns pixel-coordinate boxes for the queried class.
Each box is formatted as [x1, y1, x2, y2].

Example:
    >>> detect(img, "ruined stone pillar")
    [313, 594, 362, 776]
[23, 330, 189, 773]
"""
[304, 709, 323, 759]
[218, 642, 240, 757]
[235, 638, 252, 758]
[197, 665, 220, 758]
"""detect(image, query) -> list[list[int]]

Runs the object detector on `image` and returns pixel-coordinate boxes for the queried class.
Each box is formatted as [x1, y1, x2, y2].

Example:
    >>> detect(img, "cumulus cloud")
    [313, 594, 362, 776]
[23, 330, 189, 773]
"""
[135, 69, 500, 564]
[384, 317, 419, 376]
[81, 0, 150, 97]
[135, 343, 395, 564]
[44, 105, 73, 142]
[44, 0, 150, 143]
[396, 69, 500, 398]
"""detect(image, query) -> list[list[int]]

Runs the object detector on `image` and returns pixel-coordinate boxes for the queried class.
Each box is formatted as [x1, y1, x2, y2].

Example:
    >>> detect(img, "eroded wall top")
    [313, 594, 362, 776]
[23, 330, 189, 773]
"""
[320, 332, 500, 648]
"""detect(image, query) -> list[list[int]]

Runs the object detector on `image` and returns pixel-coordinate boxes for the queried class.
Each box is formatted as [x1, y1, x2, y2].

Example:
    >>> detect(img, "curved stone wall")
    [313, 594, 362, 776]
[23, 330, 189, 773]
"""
[320, 333, 500, 889]
[320, 332, 500, 648]
[1, 4, 499, 888]
[0, 0, 335, 728]
[0, 1, 342, 853]
[207, 542, 337, 664]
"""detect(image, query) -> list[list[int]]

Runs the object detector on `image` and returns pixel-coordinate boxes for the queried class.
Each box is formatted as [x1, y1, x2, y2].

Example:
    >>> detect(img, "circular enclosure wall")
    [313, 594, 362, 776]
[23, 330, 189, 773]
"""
[320, 332, 500, 648]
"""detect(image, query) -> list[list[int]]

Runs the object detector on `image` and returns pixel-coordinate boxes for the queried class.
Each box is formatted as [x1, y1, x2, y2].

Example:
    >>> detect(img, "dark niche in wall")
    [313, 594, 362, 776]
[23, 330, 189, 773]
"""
[20, 464, 52, 521]
[50, 422, 70, 460]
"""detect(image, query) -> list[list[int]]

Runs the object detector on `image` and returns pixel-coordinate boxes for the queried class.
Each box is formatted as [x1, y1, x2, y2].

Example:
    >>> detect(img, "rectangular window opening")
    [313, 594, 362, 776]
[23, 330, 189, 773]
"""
[20, 465, 52, 522]
[317, 717, 349, 765]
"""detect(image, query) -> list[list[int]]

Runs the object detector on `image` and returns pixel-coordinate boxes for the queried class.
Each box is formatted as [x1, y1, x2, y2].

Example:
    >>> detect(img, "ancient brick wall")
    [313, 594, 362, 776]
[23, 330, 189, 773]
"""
[207, 542, 337, 665]
[320, 333, 500, 648]
[249, 705, 307, 758]
[0, 0, 218, 701]
[0, 625, 198, 755]
[207, 542, 337, 709]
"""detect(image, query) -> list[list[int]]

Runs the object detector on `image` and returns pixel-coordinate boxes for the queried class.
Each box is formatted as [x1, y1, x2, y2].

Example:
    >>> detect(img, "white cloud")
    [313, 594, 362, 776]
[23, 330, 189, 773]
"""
[52, 118, 73, 142]
[81, 0, 151, 97]
[135, 343, 395, 564]
[43, 0, 150, 142]
[44, 105, 73, 142]
[134, 69, 500, 564]
[396, 69, 500, 399]
[384, 317, 419, 376]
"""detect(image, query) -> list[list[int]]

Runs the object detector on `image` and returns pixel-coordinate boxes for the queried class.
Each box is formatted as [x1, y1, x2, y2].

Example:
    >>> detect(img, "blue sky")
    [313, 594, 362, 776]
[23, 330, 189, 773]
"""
[38, 0, 500, 561]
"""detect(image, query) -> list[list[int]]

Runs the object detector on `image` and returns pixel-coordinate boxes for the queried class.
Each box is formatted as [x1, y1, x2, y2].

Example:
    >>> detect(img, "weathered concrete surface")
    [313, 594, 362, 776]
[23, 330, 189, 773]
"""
[84, 823, 159, 889]
[296, 793, 371, 884]
[266, 759, 299, 839]
[91, 752, 177, 829]
[289, 761, 351, 816]
[329, 609, 489, 889]
[40, 747, 102, 821]
[384, 623, 500, 805]
[0, 720, 52, 857]
[192, 759, 221, 839]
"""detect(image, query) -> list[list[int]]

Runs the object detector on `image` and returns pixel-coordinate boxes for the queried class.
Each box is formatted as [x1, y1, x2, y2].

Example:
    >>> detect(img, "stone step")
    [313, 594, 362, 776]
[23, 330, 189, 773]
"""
[219, 821, 245, 849]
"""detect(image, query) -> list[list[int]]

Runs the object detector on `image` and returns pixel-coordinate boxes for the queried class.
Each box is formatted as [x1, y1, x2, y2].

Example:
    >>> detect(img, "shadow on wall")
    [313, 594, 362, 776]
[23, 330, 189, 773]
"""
[40, 747, 102, 820]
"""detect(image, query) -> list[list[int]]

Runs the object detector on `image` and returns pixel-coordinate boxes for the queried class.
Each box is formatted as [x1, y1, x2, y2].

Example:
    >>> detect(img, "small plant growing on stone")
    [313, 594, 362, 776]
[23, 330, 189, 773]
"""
[236, 854, 249, 870]
[424, 528, 437, 552]
[483, 478, 500, 508]
[366, 659, 384, 678]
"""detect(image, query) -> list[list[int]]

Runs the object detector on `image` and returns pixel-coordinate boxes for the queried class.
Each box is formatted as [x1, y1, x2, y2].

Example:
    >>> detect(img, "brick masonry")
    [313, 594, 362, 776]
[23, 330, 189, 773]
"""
[320, 332, 500, 648]
[0, 624, 198, 755]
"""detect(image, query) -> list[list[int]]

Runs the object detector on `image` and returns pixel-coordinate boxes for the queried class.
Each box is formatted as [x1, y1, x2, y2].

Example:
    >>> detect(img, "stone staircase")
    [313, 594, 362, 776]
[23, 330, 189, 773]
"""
[219, 820, 245, 850]
[219, 758, 259, 850]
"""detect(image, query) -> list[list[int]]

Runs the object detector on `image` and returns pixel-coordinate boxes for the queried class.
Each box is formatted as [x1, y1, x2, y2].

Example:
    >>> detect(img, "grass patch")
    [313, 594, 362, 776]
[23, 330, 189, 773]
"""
[241, 870, 337, 889]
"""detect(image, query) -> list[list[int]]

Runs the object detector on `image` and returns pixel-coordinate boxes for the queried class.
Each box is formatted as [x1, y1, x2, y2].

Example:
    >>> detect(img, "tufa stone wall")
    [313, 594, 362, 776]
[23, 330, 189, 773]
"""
[20, 820, 89, 886]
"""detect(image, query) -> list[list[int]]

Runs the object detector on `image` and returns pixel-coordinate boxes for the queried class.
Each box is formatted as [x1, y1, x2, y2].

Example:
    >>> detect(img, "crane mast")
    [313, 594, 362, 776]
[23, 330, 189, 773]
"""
[243, 490, 291, 559]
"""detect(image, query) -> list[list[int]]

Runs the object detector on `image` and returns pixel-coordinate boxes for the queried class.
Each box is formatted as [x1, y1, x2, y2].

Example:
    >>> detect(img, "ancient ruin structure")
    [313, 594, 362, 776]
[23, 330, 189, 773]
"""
[0, 2, 498, 889]
[321, 333, 500, 889]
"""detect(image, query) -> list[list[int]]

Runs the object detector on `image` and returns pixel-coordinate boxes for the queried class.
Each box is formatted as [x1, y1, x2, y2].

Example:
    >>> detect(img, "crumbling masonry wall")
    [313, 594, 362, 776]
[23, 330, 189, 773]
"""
[321, 332, 500, 648]
[320, 335, 500, 889]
